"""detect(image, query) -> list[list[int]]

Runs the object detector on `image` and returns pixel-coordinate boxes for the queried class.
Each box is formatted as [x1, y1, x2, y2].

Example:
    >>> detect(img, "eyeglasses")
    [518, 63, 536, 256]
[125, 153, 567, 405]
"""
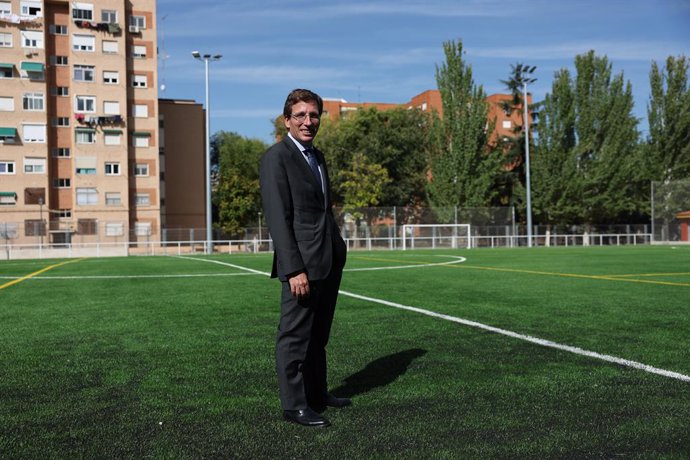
[290, 112, 321, 123]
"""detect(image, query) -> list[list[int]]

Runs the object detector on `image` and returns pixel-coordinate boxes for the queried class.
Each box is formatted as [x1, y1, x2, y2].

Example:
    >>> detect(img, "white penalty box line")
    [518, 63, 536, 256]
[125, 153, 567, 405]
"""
[181, 255, 690, 383]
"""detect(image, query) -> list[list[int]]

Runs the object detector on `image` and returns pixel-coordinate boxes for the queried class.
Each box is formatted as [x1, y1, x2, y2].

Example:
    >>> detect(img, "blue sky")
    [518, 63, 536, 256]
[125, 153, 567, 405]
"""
[156, 0, 690, 144]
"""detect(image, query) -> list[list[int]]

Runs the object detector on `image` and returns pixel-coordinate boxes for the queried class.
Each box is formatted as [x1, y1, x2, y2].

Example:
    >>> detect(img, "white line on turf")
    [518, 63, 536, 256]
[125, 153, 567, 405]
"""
[180, 255, 690, 383]
[0, 273, 258, 280]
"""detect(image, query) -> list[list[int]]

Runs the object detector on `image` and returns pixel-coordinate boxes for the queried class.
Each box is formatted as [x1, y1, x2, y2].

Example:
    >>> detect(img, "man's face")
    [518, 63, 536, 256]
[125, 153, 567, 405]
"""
[284, 100, 320, 145]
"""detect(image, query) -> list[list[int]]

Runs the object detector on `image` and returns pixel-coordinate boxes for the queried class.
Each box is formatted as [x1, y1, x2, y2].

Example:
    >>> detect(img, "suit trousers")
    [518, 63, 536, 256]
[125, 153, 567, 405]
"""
[276, 264, 343, 411]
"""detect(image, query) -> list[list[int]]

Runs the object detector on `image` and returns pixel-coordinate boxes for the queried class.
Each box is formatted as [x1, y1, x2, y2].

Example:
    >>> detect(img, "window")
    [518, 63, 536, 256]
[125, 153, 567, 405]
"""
[102, 40, 118, 54]
[502, 120, 512, 129]
[24, 187, 45, 205]
[76, 129, 96, 144]
[133, 134, 149, 147]
[130, 15, 146, 29]
[0, 194, 17, 206]
[105, 162, 120, 175]
[132, 74, 147, 88]
[72, 34, 95, 52]
[101, 10, 117, 23]
[52, 148, 71, 157]
[0, 2, 11, 15]
[73, 64, 95, 82]
[132, 45, 146, 58]
[20, 1, 42, 17]
[0, 65, 12, 78]
[134, 163, 149, 176]
[50, 87, 69, 97]
[53, 178, 71, 188]
[105, 222, 123, 236]
[104, 132, 121, 146]
[105, 192, 121, 205]
[49, 24, 68, 35]
[0, 32, 12, 47]
[22, 124, 46, 143]
[50, 55, 68, 66]
[22, 92, 44, 111]
[76, 187, 97, 205]
[72, 3, 93, 20]
[103, 70, 119, 84]
[21, 30, 44, 48]
[0, 161, 15, 174]
[76, 167, 96, 174]
[103, 101, 120, 115]
[75, 95, 96, 113]
[56, 209, 71, 218]
[0, 96, 14, 111]
[24, 157, 46, 174]
[25, 219, 46, 237]
[77, 219, 97, 235]
[135, 193, 150, 206]
[134, 222, 151, 236]
[52, 117, 70, 127]
[133, 104, 148, 118]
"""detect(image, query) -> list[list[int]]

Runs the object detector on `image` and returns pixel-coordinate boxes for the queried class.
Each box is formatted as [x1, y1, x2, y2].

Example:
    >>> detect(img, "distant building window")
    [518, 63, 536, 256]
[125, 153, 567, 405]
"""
[24, 157, 46, 174]
[132, 74, 147, 88]
[0, 194, 17, 206]
[129, 15, 146, 29]
[76, 188, 97, 205]
[53, 178, 71, 188]
[0, 32, 12, 47]
[22, 92, 44, 111]
[77, 219, 97, 235]
[103, 101, 120, 115]
[133, 104, 148, 118]
[49, 24, 68, 35]
[101, 10, 117, 23]
[21, 30, 44, 48]
[50, 55, 68, 66]
[104, 132, 121, 146]
[75, 95, 96, 113]
[0, 161, 15, 174]
[20, 1, 42, 17]
[72, 34, 95, 52]
[0, 2, 11, 16]
[0, 65, 12, 78]
[103, 70, 119, 84]
[76, 129, 96, 144]
[132, 45, 146, 59]
[105, 162, 120, 175]
[105, 222, 124, 236]
[102, 40, 118, 54]
[52, 117, 70, 127]
[22, 124, 46, 143]
[24, 219, 46, 236]
[502, 120, 512, 129]
[50, 87, 69, 97]
[52, 148, 71, 158]
[134, 163, 149, 176]
[133, 134, 149, 148]
[0, 96, 14, 111]
[24, 187, 45, 204]
[74, 64, 95, 82]
[105, 192, 121, 206]
[135, 193, 150, 206]
[72, 3, 93, 20]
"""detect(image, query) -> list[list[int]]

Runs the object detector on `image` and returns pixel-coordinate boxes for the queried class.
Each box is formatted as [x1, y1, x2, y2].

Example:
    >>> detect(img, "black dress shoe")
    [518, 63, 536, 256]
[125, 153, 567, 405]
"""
[283, 408, 331, 427]
[324, 393, 352, 408]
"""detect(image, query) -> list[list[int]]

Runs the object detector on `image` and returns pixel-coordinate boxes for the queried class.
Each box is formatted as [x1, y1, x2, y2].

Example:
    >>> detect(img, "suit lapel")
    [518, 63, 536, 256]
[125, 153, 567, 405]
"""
[282, 138, 326, 205]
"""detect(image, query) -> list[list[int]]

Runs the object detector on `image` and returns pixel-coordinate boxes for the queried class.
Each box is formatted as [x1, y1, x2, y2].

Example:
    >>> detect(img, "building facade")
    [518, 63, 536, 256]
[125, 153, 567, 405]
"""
[0, 0, 159, 246]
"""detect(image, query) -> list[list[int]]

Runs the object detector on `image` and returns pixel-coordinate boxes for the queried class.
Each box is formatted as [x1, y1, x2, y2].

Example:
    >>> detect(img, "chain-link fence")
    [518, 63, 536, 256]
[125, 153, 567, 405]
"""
[652, 179, 690, 243]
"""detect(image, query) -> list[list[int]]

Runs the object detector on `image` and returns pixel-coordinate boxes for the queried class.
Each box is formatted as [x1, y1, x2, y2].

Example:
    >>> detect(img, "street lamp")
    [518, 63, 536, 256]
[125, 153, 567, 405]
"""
[192, 51, 222, 254]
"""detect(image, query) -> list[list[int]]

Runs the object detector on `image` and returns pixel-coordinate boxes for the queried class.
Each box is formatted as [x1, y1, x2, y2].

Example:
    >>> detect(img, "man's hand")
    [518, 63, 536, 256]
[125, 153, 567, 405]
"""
[288, 272, 310, 298]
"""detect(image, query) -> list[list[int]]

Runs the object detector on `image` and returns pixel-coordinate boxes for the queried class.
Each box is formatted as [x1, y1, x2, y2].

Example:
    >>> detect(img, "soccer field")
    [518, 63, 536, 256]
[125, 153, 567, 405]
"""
[1, 246, 689, 458]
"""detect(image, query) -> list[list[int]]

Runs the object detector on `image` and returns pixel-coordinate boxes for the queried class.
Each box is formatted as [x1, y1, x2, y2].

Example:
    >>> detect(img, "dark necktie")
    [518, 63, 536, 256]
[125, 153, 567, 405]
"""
[304, 148, 323, 190]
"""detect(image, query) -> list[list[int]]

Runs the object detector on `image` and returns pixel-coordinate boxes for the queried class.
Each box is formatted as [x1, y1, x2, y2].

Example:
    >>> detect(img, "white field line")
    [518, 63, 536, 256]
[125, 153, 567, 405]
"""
[182, 256, 690, 383]
[0, 273, 259, 280]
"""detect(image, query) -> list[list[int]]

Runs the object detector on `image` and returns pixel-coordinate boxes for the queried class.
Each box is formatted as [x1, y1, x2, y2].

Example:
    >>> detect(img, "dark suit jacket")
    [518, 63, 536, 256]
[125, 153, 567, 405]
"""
[260, 137, 345, 282]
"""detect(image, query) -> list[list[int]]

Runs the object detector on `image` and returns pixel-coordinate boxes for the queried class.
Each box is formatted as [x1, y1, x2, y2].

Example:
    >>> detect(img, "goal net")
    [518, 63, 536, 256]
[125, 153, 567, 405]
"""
[401, 224, 471, 250]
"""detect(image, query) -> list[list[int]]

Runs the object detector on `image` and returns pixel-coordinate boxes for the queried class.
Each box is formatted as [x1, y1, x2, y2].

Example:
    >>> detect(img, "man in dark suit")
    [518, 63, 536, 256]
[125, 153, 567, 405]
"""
[260, 89, 349, 428]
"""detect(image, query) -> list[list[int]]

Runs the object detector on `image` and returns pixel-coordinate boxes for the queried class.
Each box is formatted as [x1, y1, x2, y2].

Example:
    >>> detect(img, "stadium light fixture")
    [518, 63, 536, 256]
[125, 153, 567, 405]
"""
[192, 51, 222, 253]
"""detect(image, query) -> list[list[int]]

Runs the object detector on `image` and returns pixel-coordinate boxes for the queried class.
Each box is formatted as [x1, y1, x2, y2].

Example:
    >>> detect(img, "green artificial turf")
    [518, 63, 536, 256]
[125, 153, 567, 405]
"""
[1, 246, 689, 458]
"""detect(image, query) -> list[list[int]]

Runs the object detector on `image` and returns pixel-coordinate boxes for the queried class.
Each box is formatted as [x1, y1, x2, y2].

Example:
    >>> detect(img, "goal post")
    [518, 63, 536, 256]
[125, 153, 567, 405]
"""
[401, 224, 471, 250]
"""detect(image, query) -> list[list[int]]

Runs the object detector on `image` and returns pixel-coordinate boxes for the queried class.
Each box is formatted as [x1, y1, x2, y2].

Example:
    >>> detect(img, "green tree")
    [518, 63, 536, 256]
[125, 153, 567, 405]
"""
[317, 107, 433, 208]
[337, 151, 391, 221]
[213, 131, 267, 236]
[646, 55, 690, 182]
[427, 39, 501, 220]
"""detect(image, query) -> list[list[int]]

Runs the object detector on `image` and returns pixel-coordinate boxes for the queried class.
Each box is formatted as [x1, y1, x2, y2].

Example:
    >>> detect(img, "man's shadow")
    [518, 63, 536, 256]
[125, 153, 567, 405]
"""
[331, 348, 427, 398]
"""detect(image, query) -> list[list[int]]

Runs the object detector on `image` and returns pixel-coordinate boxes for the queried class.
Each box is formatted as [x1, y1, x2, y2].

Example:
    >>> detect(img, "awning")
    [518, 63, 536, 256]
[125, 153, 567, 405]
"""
[103, 129, 122, 134]
[0, 127, 17, 137]
[0, 63, 13, 69]
[21, 62, 44, 72]
[0, 192, 17, 197]
[75, 127, 96, 132]
[132, 131, 151, 136]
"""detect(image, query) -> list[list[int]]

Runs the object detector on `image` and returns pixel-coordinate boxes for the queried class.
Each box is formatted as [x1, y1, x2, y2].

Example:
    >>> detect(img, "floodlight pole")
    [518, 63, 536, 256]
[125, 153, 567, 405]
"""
[523, 81, 533, 248]
[192, 51, 222, 254]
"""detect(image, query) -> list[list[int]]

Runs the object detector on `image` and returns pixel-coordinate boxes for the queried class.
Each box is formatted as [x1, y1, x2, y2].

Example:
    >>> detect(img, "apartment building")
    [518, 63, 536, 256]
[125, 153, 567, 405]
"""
[0, 0, 159, 246]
